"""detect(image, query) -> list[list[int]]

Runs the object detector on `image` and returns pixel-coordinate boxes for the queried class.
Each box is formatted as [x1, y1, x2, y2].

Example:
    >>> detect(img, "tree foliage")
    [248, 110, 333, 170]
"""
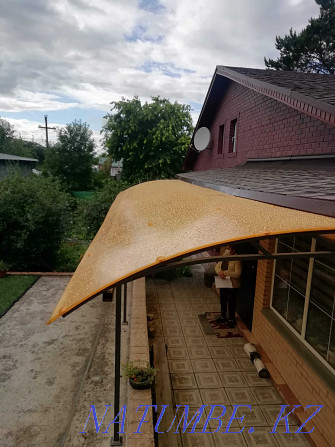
[0, 174, 70, 270]
[75, 179, 132, 239]
[265, 0, 335, 74]
[0, 118, 45, 160]
[43, 120, 96, 190]
[102, 96, 193, 182]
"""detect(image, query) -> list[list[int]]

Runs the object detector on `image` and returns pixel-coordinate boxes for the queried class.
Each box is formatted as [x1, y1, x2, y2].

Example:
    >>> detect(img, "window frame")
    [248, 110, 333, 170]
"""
[270, 237, 335, 375]
[217, 124, 224, 155]
[229, 118, 238, 153]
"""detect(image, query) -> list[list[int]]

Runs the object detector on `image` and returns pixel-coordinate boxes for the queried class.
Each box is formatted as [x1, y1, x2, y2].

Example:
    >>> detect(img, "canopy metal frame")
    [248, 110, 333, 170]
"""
[61, 234, 335, 446]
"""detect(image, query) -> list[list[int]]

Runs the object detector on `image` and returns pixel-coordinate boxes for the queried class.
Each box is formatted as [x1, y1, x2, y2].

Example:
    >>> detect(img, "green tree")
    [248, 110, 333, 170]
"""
[43, 120, 96, 190]
[102, 96, 193, 182]
[265, 0, 335, 74]
[0, 174, 70, 270]
[0, 119, 15, 152]
[75, 178, 132, 239]
[0, 119, 46, 160]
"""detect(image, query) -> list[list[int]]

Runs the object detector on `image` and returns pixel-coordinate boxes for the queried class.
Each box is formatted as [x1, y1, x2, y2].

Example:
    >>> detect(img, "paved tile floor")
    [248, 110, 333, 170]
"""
[146, 266, 312, 447]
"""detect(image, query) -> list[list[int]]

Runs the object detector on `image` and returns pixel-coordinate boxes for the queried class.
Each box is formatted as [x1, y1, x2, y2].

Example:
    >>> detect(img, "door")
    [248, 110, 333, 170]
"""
[236, 243, 258, 331]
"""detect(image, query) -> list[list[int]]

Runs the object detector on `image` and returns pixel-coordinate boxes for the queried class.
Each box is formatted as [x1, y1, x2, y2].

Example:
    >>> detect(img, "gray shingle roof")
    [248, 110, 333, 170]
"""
[222, 66, 335, 108]
[177, 163, 335, 218]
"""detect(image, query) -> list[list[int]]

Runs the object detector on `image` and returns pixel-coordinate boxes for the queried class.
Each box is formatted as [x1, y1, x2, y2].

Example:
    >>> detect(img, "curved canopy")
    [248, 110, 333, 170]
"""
[48, 179, 335, 324]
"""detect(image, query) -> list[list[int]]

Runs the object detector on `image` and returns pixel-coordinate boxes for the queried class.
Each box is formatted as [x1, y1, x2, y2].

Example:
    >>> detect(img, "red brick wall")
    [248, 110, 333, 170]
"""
[253, 240, 335, 447]
[193, 82, 335, 170]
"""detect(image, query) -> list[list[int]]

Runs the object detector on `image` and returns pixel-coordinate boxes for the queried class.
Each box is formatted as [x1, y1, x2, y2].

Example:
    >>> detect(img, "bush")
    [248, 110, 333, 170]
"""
[75, 179, 133, 239]
[0, 174, 71, 270]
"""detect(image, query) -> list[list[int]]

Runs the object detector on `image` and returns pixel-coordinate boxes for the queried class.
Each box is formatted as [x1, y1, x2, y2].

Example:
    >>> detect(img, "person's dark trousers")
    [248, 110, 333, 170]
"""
[219, 288, 238, 321]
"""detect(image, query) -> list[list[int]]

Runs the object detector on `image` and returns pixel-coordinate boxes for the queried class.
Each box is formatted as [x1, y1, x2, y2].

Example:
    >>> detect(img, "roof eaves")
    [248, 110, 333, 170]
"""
[218, 66, 335, 127]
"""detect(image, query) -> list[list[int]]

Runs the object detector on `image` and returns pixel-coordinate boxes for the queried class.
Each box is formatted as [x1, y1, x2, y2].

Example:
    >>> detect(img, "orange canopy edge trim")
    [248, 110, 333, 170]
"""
[47, 179, 335, 324]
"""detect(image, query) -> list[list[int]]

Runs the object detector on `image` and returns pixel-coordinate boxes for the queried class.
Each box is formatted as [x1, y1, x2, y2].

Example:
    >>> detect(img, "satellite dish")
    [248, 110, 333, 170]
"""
[194, 127, 211, 152]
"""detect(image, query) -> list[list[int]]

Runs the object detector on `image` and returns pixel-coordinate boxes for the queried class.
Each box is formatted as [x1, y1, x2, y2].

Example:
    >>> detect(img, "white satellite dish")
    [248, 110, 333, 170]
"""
[194, 127, 211, 152]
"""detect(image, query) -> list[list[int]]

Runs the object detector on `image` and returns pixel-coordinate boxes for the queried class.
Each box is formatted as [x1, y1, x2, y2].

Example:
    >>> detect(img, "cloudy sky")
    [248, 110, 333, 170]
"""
[0, 0, 319, 149]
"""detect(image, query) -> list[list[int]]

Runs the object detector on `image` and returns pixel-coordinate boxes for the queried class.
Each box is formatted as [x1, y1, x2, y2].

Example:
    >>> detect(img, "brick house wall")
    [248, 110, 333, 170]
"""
[253, 240, 335, 447]
[193, 81, 335, 171]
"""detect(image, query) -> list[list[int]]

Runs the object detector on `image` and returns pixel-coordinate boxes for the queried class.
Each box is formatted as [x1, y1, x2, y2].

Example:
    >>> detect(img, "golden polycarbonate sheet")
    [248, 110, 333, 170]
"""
[48, 179, 335, 324]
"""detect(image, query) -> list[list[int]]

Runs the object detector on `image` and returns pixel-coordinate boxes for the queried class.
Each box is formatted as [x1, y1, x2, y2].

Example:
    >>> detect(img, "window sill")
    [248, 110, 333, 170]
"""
[227, 152, 237, 158]
[262, 308, 335, 392]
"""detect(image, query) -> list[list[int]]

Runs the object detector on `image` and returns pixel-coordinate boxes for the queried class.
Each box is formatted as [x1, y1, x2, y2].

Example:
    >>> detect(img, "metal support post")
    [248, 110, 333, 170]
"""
[122, 283, 128, 325]
[110, 285, 122, 446]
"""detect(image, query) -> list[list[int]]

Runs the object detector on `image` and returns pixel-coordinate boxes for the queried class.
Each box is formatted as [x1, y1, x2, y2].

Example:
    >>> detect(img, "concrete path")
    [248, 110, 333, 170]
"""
[0, 276, 126, 447]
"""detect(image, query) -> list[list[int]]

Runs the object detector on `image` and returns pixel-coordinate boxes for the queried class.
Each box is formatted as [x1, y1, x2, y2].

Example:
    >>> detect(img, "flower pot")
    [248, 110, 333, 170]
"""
[129, 377, 154, 390]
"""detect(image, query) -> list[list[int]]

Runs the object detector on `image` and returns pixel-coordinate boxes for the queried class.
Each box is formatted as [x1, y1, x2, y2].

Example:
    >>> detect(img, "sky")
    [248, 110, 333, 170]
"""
[0, 0, 319, 150]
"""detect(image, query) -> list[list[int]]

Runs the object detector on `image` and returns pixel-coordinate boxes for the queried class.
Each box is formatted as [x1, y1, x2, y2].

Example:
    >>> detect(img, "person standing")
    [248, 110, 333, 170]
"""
[215, 245, 242, 328]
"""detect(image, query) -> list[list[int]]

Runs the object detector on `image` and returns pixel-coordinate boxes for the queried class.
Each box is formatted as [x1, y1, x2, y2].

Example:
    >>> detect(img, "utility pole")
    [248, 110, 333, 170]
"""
[38, 115, 56, 148]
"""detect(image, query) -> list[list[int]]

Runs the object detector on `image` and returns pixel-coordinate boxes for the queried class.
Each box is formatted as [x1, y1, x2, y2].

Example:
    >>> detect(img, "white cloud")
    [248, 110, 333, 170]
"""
[0, 0, 320, 132]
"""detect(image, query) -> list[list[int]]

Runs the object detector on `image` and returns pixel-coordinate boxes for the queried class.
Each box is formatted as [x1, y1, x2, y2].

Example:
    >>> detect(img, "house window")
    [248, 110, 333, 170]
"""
[218, 124, 224, 154]
[271, 234, 335, 372]
[229, 119, 237, 153]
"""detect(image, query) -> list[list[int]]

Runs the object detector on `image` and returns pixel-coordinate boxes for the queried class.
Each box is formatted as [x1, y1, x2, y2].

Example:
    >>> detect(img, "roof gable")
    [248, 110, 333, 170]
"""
[184, 66, 335, 168]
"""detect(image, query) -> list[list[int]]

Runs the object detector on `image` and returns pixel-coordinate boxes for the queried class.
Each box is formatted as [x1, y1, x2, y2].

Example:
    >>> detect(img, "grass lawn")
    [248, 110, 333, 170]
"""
[0, 275, 39, 316]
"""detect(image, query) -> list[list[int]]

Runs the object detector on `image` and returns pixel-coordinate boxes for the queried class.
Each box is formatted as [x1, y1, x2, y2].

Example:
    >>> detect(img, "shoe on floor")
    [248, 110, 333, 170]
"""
[227, 319, 236, 328]
[215, 316, 227, 324]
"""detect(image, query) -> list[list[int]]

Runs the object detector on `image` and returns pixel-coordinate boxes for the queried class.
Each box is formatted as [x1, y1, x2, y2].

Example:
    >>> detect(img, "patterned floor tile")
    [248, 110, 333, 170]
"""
[162, 317, 181, 327]
[225, 338, 246, 346]
[160, 303, 177, 311]
[204, 405, 240, 430]
[188, 346, 212, 359]
[183, 317, 200, 326]
[163, 310, 179, 319]
[235, 405, 269, 427]
[229, 346, 248, 357]
[195, 372, 222, 389]
[212, 432, 247, 446]
[205, 337, 231, 347]
[207, 304, 221, 312]
[213, 358, 240, 372]
[191, 298, 207, 305]
[242, 426, 279, 447]
[183, 326, 204, 337]
[176, 303, 194, 312]
[165, 337, 186, 347]
[199, 388, 230, 405]
[191, 358, 216, 372]
[171, 373, 197, 389]
[242, 372, 273, 387]
[273, 426, 311, 446]
[235, 358, 255, 372]
[169, 359, 193, 374]
[174, 389, 203, 407]
[174, 406, 208, 431]
[181, 431, 215, 447]
[219, 372, 247, 388]
[164, 326, 184, 337]
[208, 346, 233, 357]
[185, 337, 207, 347]
[167, 347, 189, 359]
[252, 387, 283, 405]
[180, 310, 196, 319]
[225, 387, 258, 405]
[192, 304, 210, 312]
[261, 404, 299, 428]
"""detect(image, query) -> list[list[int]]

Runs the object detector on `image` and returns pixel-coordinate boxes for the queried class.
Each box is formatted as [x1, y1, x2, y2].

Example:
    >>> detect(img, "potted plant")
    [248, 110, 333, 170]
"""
[123, 360, 157, 390]
[0, 260, 9, 278]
